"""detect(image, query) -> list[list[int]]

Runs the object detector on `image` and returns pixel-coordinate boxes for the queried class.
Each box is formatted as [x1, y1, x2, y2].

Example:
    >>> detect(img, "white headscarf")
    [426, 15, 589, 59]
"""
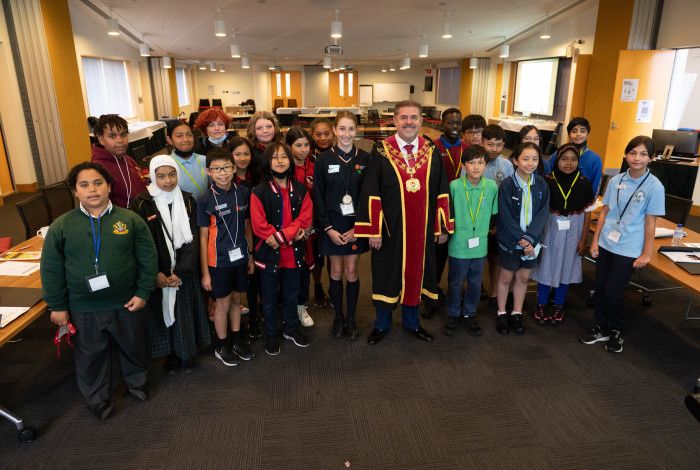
[147, 154, 193, 327]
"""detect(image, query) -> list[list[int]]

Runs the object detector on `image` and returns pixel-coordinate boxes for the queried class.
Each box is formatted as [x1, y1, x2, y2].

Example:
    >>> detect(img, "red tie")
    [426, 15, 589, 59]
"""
[404, 144, 414, 155]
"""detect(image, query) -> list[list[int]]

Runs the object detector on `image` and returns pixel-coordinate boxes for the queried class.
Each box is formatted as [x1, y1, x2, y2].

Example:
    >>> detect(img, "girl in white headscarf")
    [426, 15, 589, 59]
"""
[131, 154, 210, 373]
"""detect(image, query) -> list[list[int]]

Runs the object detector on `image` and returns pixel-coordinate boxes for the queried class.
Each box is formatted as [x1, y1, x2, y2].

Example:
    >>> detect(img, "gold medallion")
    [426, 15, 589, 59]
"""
[405, 177, 421, 193]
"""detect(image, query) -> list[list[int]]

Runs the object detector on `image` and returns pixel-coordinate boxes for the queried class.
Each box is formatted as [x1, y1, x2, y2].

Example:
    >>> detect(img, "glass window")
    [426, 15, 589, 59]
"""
[176, 67, 190, 107]
[82, 57, 134, 117]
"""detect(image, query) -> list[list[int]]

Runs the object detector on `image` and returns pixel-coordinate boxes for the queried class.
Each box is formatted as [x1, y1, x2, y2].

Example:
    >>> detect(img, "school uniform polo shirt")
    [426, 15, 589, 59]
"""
[197, 183, 250, 268]
[448, 176, 498, 259]
[484, 155, 514, 186]
[598, 170, 665, 258]
[171, 151, 209, 201]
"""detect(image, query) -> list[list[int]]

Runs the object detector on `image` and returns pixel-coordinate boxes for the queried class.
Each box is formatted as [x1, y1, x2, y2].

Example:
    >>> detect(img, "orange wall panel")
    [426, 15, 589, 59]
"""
[570, 54, 591, 119]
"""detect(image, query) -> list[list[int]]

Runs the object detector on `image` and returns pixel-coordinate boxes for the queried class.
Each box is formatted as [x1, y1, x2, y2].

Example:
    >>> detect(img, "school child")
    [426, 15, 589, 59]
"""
[228, 136, 263, 339]
[545, 117, 603, 196]
[90, 114, 146, 208]
[285, 126, 317, 327]
[442, 144, 498, 337]
[425, 107, 470, 318]
[250, 141, 313, 356]
[313, 111, 370, 341]
[167, 120, 208, 201]
[310, 117, 335, 156]
[246, 111, 282, 185]
[495, 142, 550, 335]
[581, 136, 664, 353]
[481, 124, 514, 308]
[530, 144, 594, 325]
[193, 109, 234, 156]
[461, 114, 487, 146]
[517, 125, 545, 176]
[131, 155, 210, 373]
[197, 148, 255, 366]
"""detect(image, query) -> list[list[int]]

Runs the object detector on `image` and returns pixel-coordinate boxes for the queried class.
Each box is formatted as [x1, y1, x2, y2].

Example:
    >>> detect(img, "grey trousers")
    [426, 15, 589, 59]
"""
[70, 309, 148, 405]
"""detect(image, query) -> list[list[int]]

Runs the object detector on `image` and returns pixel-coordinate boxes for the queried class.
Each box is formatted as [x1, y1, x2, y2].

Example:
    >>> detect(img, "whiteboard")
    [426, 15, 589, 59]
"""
[373, 82, 410, 102]
[359, 85, 373, 106]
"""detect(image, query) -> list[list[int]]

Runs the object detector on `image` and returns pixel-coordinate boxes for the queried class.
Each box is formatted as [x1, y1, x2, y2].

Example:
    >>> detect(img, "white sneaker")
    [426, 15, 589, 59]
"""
[240, 305, 249, 315]
[297, 305, 314, 327]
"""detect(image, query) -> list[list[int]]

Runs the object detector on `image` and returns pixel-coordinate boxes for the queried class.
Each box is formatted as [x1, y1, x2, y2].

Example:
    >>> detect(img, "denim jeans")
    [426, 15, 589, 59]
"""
[446, 256, 486, 318]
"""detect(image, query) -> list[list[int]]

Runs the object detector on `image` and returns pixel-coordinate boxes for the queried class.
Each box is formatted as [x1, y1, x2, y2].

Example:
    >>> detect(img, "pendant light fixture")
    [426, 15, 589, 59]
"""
[419, 37, 429, 58]
[381, 65, 387, 72]
[214, 9, 227, 37]
[230, 32, 241, 58]
[268, 61, 276, 70]
[400, 55, 411, 70]
[241, 55, 250, 69]
[107, 15, 120, 36]
[499, 44, 510, 58]
[162, 56, 172, 69]
[210, 62, 216, 72]
[339, 62, 346, 70]
[441, 11, 452, 39]
[389, 64, 396, 72]
[199, 60, 207, 70]
[139, 42, 150, 57]
[330, 9, 342, 39]
[469, 56, 478, 69]
[323, 55, 331, 69]
[219, 64, 225, 72]
[540, 23, 551, 39]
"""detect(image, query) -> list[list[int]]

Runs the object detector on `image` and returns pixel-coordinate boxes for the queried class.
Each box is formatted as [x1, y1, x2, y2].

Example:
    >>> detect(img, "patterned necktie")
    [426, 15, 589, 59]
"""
[404, 144, 414, 155]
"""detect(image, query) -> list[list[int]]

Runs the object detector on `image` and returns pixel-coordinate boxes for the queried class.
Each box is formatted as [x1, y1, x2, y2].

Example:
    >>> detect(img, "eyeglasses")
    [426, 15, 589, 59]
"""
[464, 129, 483, 136]
[209, 165, 234, 174]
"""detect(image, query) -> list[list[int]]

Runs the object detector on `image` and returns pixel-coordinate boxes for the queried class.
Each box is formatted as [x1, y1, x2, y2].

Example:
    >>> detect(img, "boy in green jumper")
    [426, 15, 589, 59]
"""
[42, 162, 157, 420]
[442, 145, 498, 337]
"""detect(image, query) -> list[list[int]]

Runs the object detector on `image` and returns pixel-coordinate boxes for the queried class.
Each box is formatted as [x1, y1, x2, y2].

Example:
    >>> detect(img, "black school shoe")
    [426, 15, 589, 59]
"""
[231, 339, 255, 361]
[88, 400, 113, 420]
[442, 316, 460, 336]
[264, 336, 280, 356]
[331, 317, 344, 338]
[509, 313, 525, 335]
[496, 314, 509, 335]
[579, 325, 610, 345]
[343, 321, 360, 341]
[605, 330, 624, 353]
[463, 316, 482, 336]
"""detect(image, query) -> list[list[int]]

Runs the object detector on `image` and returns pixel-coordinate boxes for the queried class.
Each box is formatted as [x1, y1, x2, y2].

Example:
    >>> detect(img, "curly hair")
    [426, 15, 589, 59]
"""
[194, 109, 230, 133]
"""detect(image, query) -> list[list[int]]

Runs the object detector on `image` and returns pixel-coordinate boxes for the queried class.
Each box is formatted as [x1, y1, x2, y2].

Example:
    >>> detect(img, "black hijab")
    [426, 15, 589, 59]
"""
[547, 144, 594, 215]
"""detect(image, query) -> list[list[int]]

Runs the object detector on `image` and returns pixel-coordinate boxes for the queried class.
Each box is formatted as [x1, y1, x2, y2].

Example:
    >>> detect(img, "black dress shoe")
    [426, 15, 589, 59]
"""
[420, 305, 435, 319]
[163, 353, 181, 375]
[343, 321, 360, 341]
[442, 316, 460, 336]
[332, 317, 344, 338]
[410, 326, 433, 342]
[88, 400, 113, 420]
[496, 314, 509, 335]
[128, 385, 148, 401]
[509, 314, 525, 335]
[463, 316, 483, 337]
[367, 328, 387, 345]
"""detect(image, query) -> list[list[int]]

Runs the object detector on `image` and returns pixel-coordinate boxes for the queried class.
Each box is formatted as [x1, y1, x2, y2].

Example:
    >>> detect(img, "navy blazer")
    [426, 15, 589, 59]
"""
[496, 173, 550, 253]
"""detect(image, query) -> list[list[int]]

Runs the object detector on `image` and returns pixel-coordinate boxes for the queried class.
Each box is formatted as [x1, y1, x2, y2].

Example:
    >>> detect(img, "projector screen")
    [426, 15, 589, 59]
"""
[513, 58, 559, 116]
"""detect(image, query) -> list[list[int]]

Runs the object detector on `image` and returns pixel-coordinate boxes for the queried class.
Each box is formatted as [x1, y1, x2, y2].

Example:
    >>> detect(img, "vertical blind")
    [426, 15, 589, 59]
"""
[82, 57, 133, 117]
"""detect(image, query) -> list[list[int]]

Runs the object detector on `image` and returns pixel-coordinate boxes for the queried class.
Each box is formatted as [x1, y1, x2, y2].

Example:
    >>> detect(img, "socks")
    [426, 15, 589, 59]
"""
[511, 311, 522, 316]
[497, 311, 507, 316]
[328, 278, 343, 319]
[345, 280, 359, 322]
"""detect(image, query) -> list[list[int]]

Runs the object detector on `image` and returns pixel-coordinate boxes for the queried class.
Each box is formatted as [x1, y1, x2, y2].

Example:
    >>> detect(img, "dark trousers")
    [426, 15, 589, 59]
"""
[593, 247, 635, 333]
[259, 268, 301, 338]
[298, 265, 311, 305]
[71, 309, 147, 405]
[447, 256, 485, 318]
[375, 304, 419, 331]
[435, 241, 448, 287]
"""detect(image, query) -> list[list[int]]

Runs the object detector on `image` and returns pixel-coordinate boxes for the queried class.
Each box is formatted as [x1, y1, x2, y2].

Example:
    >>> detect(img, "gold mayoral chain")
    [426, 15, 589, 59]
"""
[381, 141, 432, 193]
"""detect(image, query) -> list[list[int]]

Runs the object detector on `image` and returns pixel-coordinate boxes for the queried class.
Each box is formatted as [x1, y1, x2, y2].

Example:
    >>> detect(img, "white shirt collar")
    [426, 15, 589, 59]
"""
[395, 134, 419, 154]
[79, 201, 113, 218]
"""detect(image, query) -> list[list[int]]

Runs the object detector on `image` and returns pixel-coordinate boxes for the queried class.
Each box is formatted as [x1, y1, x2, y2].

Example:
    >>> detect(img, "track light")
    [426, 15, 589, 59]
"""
[331, 10, 342, 38]
[107, 17, 120, 36]
[162, 56, 172, 69]
[499, 44, 509, 58]
[241, 56, 250, 69]
[540, 23, 551, 39]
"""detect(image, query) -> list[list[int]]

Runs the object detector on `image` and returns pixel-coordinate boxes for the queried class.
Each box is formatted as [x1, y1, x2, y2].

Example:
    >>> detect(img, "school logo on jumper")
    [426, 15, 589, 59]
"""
[495, 171, 505, 184]
[633, 190, 645, 203]
[113, 221, 129, 235]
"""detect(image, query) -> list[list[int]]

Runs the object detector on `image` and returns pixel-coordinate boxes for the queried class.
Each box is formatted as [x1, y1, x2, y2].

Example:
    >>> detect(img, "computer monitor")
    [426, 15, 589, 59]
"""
[651, 129, 699, 157]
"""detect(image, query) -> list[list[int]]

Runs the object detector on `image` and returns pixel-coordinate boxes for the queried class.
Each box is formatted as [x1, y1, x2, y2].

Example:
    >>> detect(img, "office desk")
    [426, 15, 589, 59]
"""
[298, 113, 335, 119]
[0, 235, 44, 441]
[620, 158, 699, 200]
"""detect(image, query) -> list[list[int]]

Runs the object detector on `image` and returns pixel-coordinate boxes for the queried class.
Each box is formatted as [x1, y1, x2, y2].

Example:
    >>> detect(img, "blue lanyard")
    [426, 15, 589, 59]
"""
[616, 170, 650, 224]
[89, 214, 102, 273]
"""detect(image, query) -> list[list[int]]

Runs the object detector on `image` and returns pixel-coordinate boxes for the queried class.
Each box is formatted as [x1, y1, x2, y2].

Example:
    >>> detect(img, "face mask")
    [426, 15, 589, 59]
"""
[208, 134, 227, 145]
[174, 148, 194, 159]
[271, 169, 288, 180]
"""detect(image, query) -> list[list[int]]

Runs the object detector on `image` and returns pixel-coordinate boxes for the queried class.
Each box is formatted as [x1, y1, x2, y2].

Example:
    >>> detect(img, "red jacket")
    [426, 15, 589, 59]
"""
[91, 145, 146, 208]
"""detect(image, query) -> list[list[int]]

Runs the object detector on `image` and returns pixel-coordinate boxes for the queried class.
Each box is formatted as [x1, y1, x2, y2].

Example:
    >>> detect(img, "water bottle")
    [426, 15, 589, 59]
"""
[672, 224, 684, 246]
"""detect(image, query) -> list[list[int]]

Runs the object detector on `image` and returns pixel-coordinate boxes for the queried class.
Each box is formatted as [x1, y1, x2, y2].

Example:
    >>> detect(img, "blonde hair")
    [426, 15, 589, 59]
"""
[334, 110, 357, 127]
[246, 111, 282, 146]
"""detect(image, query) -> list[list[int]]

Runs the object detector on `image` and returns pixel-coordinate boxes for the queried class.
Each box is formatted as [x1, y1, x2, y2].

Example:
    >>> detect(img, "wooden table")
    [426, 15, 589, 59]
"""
[648, 218, 700, 296]
[0, 235, 44, 441]
[298, 113, 335, 119]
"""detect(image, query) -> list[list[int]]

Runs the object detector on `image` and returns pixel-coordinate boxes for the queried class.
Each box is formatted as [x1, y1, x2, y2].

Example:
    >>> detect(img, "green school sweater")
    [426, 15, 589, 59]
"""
[41, 206, 157, 312]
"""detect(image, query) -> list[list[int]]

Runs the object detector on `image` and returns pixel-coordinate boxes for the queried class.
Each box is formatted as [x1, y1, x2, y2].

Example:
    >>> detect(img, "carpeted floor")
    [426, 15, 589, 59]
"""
[1, 251, 699, 468]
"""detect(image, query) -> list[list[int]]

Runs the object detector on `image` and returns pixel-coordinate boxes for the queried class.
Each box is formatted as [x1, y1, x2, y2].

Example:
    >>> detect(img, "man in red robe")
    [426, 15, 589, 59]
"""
[355, 100, 453, 344]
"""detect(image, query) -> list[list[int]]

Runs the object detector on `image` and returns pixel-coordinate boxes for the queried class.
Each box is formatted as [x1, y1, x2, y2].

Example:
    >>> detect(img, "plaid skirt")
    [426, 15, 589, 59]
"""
[145, 273, 211, 360]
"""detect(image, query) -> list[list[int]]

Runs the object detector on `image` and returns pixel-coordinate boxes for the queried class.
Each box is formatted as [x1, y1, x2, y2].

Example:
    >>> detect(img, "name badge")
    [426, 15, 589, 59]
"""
[219, 209, 232, 216]
[229, 247, 244, 262]
[215, 203, 228, 210]
[328, 164, 340, 174]
[557, 218, 570, 231]
[86, 272, 110, 292]
[340, 202, 355, 215]
[616, 184, 626, 190]
[468, 237, 480, 249]
[607, 229, 621, 243]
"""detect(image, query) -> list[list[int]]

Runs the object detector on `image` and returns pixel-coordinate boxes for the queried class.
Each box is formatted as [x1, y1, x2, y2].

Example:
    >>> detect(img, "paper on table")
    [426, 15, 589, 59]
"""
[0, 261, 40, 276]
[0, 306, 30, 328]
[684, 243, 700, 248]
[660, 251, 700, 263]
[0, 251, 42, 261]
[655, 227, 675, 238]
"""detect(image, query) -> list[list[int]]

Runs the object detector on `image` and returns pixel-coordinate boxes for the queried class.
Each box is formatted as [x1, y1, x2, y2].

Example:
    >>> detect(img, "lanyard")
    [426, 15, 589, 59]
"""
[463, 177, 484, 233]
[113, 156, 133, 207]
[211, 185, 239, 248]
[616, 170, 650, 224]
[173, 155, 205, 193]
[89, 214, 102, 274]
[519, 174, 532, 227]
[448, 145, 463, 179]
[332, 146, 357, 197]
[552, 171, 580, 210]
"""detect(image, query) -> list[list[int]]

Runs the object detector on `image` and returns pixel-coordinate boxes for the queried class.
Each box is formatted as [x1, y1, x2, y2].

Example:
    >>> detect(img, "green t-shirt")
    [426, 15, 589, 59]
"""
[448, 176, 498, 259]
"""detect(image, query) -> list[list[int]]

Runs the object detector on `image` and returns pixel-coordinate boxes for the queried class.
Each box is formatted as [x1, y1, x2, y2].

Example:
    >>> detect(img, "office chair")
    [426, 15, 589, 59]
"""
[198, 99, 210, 112]
[664, 194, 693, 226]
[287, 98, 298, 108]
[15, 194, 52, 240]
[273, 99, 284, 111]
[40, 180, 75, 222]
[211, 98, 223, 110]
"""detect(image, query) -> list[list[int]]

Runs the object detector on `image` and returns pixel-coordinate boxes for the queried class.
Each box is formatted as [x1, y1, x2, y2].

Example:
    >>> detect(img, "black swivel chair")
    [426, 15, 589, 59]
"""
[211, 98, 223, 110]
[198, 99, 211, 112]
[15, 193, 52, 240]
[40, 181, 76, 222]
[664, 194, 693, 226]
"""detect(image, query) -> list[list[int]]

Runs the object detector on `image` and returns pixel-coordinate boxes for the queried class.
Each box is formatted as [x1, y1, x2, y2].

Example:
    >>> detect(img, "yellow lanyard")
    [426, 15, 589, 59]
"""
[552, 172, 580, 210]
[522, 174, 532, 226]
[450, 146, 463, 179]
[173, 155, 205, 193]
[463, 177, 484, 233]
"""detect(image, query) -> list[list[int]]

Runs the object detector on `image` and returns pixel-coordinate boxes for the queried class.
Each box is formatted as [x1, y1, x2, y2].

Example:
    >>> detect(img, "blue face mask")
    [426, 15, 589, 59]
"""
[208, 134, 227, 145]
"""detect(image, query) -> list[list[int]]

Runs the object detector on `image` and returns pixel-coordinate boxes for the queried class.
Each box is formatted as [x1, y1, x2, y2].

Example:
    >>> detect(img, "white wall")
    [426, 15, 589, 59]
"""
[0, 3, 36, 187]
[194, 67, 256, 108]
[679, 48, 700, 129]
[68, 0, 148, 122]
[657, 0, 700, 49]
[304, 65, 329, 107]
[357, 65, 435, 109]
